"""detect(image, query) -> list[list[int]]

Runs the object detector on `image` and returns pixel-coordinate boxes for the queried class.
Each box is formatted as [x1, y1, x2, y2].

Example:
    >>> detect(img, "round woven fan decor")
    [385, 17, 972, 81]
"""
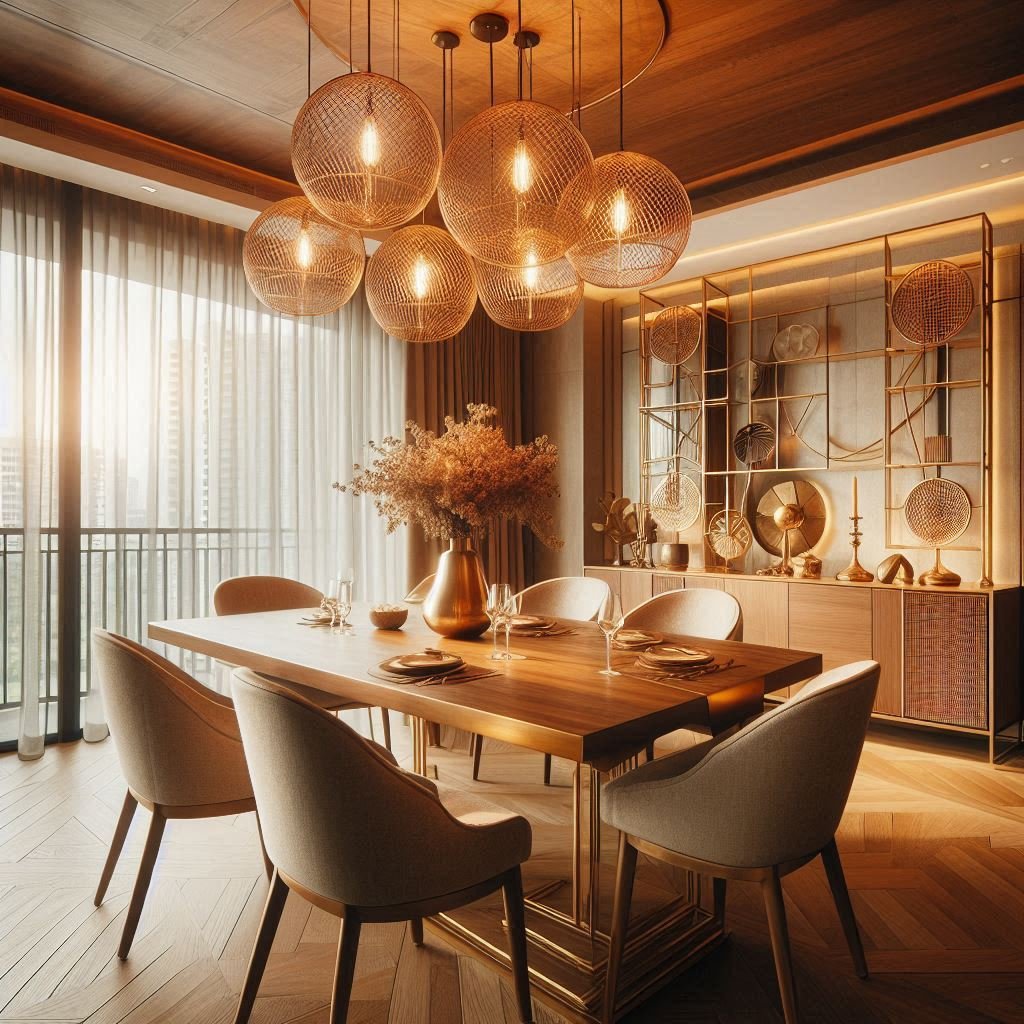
[891, 260, 974, 347]
[651, 473, 702, 532]
[733, 421, 776, 467]
[242, 196, 364, 317]
[438, 100, 596, 267]
[292, 72, 441, 231]
[753, 479, 827, 557]
[904, 477, 972, 546]
[706, 509, 753, 562]
[365, 226, 477, 343]
[473, 256, 583, 332]
[566, 150, 692, 289]
[649, 305, 701, 365]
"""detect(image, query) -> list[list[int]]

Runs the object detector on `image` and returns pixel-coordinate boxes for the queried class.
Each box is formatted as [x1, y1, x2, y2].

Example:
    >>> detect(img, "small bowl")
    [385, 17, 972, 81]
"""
[369, 607, 408, 630]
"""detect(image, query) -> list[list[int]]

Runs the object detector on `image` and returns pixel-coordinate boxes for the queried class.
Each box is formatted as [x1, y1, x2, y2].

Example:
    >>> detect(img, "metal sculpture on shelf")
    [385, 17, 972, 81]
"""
[771, 323, 819, 361]
[799, 553, 822, 579]
[592, 493, 651, 567]
[650, 473, 702, 533]
[649, 305, 702, 365]
[904, 477, 972, 586]
[705, 509, 753, 572]
[753, 479, 826, 558]
[891, 260, 974, 348]
[877, 553, 915, 585]
[836, 476, 873, 582]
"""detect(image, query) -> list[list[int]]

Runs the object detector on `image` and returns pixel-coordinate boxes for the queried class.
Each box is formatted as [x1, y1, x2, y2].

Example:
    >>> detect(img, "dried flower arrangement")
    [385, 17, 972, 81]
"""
[336, 404, 563, 548]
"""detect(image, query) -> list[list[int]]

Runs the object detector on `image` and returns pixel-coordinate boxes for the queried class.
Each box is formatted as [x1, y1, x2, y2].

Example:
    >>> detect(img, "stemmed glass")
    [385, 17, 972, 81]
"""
[487, 583, 513, 661]
[502, 590, 526, 660]
[598, 593, 624, 676]
[326, 577, 354, 632]
[323, 579, 341, 627]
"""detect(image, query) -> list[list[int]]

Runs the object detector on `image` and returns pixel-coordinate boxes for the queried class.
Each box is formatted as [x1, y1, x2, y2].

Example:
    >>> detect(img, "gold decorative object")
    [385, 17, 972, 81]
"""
[733, 421, 776, 467]
[877, 553, 915, 585]
[592, 492, 643, 567]
[292, 72, 441, 230]
[755, 504, 806, 576]
[837, 476, 874, 582]
[891, 259, 974, 347]
[438, 99, 595, 267]
[705, 509, 753, 572]
[904, 477, 971, 586]
[799, 553, 822, 579]
[474, 256, 583, 332]
[772, 323, 819, 361]
[628, 504, 654, 568]
[657, 542, 689, 570]
[421, 537, 490, 638]
[754, 479, 826, 558]
[242, 196, 364, 317]
[648, 305, 701, 365]
[924, 434, 953, 464]
[567, 150, 693, 288]
[364, 225, 477, 343]
[650, 473, 701, 532]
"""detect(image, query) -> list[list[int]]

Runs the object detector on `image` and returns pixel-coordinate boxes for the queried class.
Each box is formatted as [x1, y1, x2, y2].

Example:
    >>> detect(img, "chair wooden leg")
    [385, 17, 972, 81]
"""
[366, 709, 376, 742]
[95, 790, 138, 907]
[761, 870, 799, 1024]
[713, 877, 727, 924]
[427, 722, 441, 746]
[233, 870, 289, 1024]
[501, 867, 534, 1023]
[821, 839, 868, 979]
[645, 741, 655, 762]
[604, 833, 638, 1024]
[118, 808, 166, 960]
[471, 734, 484, 781]
[410, 916, 424, 946]
[331, 909, 363, 1024]
[543, 754, 552, 786]
[255, 812, 274, 882]
[380, 708, 393, 752]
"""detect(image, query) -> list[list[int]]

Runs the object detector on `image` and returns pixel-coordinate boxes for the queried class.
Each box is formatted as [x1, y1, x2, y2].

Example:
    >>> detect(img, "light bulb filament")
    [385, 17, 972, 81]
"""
[360, 116, 381, 168]
[296, 228, 313, 269]
[412, 255, 430, 300]
[512, 138, 532, 194]
[611, 188, 630, 237]
[522, 250, 540, 291]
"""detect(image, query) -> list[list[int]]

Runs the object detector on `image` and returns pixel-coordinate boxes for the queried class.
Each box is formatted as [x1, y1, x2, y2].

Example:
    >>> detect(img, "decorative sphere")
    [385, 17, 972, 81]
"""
[438, 100, 596, 267]
[242, 196, 364, 317]
[291, 72, 441, 230]
[773, 503, 805, 532]
[474, 256, 583, 333]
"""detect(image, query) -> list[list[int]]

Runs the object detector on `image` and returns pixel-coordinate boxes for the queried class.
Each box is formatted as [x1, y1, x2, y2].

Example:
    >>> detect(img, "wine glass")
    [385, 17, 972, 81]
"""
[598, 593, 623, 676]
[323, 579, 342, 627]
[487, 583, 513, 661]
[503, 590, 526, 660]
[336, 579, 353, 632]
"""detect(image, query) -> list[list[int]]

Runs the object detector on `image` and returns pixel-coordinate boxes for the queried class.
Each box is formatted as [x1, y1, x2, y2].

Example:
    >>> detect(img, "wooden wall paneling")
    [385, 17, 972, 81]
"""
[653, 573, 684, 594]
[789, 586, 872, 694]
[619, 571, 654, 613]
[871, 588, 903, 717]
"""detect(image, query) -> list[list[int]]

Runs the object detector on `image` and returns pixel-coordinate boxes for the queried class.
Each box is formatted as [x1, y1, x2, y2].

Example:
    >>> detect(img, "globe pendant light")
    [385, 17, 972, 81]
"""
[474, 254, 583, 332]
[291, 2, 441, 230]
[437, 11, 595, 268]
[567, 0, 692, 288]
[243, 196, 364, 317]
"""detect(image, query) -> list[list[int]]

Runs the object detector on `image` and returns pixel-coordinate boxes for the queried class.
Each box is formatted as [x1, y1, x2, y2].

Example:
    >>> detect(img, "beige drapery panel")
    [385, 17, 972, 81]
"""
[404, 306, 526, 592]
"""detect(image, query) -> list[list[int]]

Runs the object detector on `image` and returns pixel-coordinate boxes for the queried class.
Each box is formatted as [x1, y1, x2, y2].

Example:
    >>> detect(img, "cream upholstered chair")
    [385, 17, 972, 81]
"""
[601, 661, 879, 1024]
[213, 574, 391, 751]
[472, 576, 613, 785]
[404, 573, 436, 603]
[622, 588, 743, 641]
[91, 629, 266, 960]
[230, 669, 535, 1024]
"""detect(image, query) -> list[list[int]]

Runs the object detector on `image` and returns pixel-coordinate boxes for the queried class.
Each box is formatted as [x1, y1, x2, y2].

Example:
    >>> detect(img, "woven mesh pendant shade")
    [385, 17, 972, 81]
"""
[292, 72, 441, 231]
[568, 151, 692, 288]
[438, 100, 596, 267]
[365, 226, 477, 343]
[243, 196, 364, 317]
[474, 256, 583, 332]
[891, 260, 974, 347]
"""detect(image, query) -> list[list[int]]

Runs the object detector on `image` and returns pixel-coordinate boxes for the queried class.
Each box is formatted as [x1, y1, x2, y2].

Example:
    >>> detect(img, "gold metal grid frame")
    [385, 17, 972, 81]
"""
[891, 259, 975, 347]
[364, 225, 477, 343]
[648, 305, 702, 365]
[473, 256, 583, 332]
[438, 100, 596, 267]
[242, 196, 364, 317]
[292, 72, 442, 230]
[567, 150, 692, 289]
[650, 473, 702, 532]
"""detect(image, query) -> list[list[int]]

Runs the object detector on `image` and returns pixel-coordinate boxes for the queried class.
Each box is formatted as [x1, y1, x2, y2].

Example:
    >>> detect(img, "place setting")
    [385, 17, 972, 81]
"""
[369, 649, 499, 687]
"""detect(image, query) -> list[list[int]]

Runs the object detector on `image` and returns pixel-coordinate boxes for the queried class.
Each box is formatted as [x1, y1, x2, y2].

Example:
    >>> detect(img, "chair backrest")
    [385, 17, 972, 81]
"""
[91, 629, 253, 809]
[623, 588, 742, 641]
[213, 575, 322, 616]
[645, 661, 879, 867]
[516, 576, 612, 621]
[231, 668, 502, 907]
[404, 574, 435, 603]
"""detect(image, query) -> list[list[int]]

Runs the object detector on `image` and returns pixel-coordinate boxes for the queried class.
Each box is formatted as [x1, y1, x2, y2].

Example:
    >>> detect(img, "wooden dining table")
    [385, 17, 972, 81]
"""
[149, 603, 821, 1023]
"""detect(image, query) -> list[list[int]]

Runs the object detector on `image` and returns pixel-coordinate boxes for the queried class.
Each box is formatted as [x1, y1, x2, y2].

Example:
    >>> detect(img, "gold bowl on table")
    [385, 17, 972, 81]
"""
[369, 605, 409, 630]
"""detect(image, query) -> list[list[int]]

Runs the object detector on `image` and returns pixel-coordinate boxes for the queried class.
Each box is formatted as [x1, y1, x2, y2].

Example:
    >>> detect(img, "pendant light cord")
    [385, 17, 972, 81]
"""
[306, 0, 312, 98]
[366, 0, 371, 73]
[618, 0, 624, 151]
[517, 0, 524, 101]
[393, 0, 399, 80]
[489, 40, 494, 106]
[348, 0, 353, 72]
[570, 0, 576, 124]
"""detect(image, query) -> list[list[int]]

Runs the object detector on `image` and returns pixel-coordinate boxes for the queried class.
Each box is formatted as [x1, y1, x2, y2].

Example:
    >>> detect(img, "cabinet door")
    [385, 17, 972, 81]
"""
[620, 571, 654, 613]
[871, 588, 903, 716]
[722, 578, 789, 648]
[653, 573, 684, 594]
[585, 567, 620, 605]
[789, 586, 872, 695]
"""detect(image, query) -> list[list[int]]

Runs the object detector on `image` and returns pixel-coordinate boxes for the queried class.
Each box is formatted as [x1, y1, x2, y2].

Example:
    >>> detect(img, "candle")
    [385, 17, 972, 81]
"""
[852, 476, 858, 519]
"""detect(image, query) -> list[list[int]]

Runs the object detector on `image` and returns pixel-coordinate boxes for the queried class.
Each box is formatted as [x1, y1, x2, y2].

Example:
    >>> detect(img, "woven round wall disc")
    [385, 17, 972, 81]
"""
[891, 260, 974, 347]
[733, 421, 776, 467]
[706, 509, 753, 562]
[649, 305, 701, 364]
[904, 477, 972, 546]
[651, 474, 702, 532]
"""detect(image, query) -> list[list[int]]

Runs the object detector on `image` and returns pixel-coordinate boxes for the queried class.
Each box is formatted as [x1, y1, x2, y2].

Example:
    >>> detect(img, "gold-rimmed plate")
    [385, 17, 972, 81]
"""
[380, 652, 464, 677]
[639, 644, 714, 668]
[509, 614, 555, 631]
[614, 628, 663, 648]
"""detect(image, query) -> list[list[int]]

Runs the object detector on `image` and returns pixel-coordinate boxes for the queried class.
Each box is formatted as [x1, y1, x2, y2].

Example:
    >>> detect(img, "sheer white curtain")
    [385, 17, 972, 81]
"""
[79, 191, 406, 723]
[0, 166, 61, 759]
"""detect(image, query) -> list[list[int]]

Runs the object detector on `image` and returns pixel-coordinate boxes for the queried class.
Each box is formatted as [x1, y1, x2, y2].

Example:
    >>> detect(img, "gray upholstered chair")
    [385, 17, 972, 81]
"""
[91, 628, 266, 960]
[622, 588, 743, 641]
[213, 574, 391, 751]
[601, 660, 879, 1024]
[230, 669, 535, 1024]
[404, 573, 436, 603]
[472, 575, 613, 785]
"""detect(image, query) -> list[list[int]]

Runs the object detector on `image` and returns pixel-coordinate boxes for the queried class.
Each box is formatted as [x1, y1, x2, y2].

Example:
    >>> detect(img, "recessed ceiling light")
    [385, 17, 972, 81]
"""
[979, 162, 991, 169]
[1000, 157, 1014, 164]
[140, 185, 157, 193]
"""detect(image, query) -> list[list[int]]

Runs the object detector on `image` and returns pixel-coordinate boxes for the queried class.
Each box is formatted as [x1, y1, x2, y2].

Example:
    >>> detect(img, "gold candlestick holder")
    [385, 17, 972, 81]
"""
[836, 512, 874, 582]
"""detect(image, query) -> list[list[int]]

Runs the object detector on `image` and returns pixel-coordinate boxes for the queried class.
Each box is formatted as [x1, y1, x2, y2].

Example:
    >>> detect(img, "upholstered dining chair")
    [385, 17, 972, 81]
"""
[622, 588, 743, 641]
[404, 573, 436, 603]
[230, 669, 535, 1024]
[601, 660, 879, 1024]
[472, 575, 613, 785]
[91, 628, 267, 961]
[212, 574, 391, 751]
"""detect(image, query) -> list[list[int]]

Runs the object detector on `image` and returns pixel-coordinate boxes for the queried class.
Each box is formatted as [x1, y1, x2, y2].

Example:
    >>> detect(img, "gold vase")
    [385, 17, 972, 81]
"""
[422, 536, 490, 638]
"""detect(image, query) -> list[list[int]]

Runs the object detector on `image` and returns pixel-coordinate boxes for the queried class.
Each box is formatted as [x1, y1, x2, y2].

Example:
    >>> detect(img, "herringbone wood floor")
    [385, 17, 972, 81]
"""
[1, 717, 1023, 1023]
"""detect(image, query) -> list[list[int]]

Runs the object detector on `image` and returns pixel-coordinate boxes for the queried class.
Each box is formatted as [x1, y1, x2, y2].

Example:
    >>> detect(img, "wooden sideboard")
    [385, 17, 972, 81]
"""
[585, 565, 1022, 764]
